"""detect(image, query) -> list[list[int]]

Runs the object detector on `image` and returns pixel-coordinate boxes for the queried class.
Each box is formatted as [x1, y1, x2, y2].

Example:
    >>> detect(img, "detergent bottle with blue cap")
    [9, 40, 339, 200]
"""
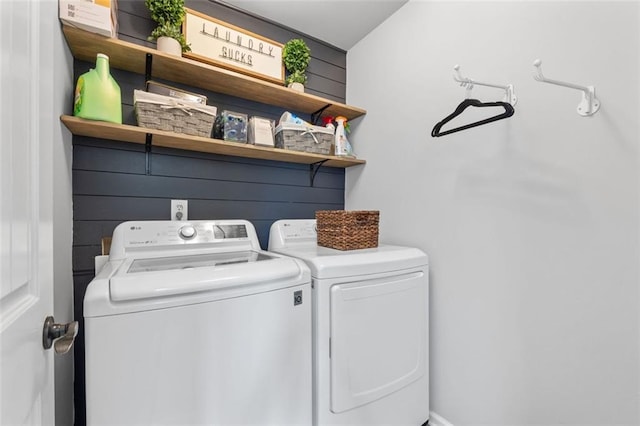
[73, 53, 122, 124]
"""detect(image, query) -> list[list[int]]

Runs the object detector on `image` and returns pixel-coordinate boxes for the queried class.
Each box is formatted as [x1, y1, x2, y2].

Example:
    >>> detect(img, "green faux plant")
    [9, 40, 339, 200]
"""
[282, 38, 310, 86]
[287, 70, 306, 85]
[145, 0, 191, 52]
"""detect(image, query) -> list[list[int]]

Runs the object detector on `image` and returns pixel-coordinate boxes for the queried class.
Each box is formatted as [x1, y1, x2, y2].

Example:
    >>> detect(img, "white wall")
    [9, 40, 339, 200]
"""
[346, 1, 639, 425]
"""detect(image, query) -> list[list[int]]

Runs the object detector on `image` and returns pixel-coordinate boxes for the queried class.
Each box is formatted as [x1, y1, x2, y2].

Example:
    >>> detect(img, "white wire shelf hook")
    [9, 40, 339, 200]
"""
[532, 59, 600, 116]
[453, 64, 517, 106]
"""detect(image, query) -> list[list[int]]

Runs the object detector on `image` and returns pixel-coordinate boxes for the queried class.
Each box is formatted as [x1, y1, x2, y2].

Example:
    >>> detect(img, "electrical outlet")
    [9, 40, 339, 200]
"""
[171, 200, 188, 221]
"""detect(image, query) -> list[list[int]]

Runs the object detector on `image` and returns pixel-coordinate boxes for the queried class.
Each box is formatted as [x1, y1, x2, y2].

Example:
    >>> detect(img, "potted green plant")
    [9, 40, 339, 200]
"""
[282, 38, 310, 92]
[145, 0, 191, 56]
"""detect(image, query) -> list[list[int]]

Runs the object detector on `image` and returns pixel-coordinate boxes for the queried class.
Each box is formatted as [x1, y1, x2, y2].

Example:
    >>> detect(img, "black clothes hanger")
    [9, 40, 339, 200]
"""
[431, 98, 515, 137]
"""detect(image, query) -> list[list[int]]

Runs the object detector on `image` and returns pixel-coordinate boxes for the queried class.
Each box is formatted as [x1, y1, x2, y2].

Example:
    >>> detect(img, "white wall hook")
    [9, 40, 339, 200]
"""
[453, 64, 517, 106]
[532, 59, 600, 116]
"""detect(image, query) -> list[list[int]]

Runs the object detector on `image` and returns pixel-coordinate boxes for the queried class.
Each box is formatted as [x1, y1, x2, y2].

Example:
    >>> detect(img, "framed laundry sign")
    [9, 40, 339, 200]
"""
[183, 8, 284, 85]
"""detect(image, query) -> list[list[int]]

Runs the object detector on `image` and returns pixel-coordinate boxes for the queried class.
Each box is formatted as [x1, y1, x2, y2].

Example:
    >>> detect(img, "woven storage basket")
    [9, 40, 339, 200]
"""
[316, 210, 379, 250]
[274, 122, 333, 155]
[134, 90, 217, 138]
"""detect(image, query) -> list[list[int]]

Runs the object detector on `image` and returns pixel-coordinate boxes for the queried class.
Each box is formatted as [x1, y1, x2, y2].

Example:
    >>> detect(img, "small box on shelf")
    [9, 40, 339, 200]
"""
[59, 0, 118, 38]
[145, 81, 207, 105]
[248, 117, 275, 147]
[214, 111, 248, 143]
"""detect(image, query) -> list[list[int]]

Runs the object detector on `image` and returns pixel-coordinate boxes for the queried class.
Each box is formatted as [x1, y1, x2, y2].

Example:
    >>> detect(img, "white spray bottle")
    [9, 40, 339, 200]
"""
[334, 116, 349, 156]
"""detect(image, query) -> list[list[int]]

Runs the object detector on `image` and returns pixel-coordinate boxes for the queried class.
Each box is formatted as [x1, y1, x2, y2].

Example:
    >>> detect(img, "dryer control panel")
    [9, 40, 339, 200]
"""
[268, 219, 317, 250]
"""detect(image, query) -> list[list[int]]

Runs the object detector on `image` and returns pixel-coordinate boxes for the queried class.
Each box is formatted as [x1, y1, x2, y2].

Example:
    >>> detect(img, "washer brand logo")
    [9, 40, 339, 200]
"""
[293, 290, 303, 306]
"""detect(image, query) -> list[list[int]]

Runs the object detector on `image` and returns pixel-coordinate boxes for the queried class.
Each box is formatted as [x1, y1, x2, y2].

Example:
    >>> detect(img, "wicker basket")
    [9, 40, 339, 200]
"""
[134, 90, 217, 138]
[316, 210, 379, 250]
[274, 122, 333, 155]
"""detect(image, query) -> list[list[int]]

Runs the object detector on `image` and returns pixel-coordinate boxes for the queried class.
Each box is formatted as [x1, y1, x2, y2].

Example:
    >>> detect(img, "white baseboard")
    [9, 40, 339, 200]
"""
[429, 411, 454, 426]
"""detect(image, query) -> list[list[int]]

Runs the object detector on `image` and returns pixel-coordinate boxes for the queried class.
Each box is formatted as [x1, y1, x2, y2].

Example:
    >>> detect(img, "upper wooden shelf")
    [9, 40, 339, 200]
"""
[60, 115, 366, 168]
[62, 25, 367, 121]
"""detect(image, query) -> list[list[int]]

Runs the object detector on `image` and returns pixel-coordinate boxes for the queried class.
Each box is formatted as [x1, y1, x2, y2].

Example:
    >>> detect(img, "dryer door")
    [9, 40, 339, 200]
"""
[329, 270, 427, 413]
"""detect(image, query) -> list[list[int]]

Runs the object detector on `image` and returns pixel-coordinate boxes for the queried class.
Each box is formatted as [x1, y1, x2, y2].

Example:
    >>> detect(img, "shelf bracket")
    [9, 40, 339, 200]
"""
[145, 133, 152, 175]
[145, 53, 153, 83]
[310, 160, 328, 187]
[310, 104, 332, 125]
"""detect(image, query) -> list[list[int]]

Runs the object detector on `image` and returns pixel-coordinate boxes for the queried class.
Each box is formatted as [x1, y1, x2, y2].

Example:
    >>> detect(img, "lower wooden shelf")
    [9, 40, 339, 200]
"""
[60, 115, 366, 168]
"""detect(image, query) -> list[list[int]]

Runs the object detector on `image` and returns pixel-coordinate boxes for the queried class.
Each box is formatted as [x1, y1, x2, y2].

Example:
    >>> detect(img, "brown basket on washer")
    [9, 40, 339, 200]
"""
[315, 210, 379, 250]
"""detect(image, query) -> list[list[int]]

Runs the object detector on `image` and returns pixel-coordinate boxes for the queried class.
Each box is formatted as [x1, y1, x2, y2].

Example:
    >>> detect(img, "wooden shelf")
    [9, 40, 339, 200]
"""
[61, 115, 366, 168]
[62, 25, 367, 121]
[62, 25, 367, 170]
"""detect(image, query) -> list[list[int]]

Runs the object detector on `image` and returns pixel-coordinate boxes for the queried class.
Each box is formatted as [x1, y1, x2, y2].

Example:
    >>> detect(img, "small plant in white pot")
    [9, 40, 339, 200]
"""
[145, 0, 191, 57]
[282, 38, 310, 92]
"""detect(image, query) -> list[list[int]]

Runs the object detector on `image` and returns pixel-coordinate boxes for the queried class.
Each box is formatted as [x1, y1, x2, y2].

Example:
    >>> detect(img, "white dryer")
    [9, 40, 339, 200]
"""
[84, 220, 312, 425]
[268, 219, 429, 426]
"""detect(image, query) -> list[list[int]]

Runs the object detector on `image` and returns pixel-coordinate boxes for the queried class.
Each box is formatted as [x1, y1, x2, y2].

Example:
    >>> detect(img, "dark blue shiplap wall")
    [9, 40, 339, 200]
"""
[72, 1, 348, 423]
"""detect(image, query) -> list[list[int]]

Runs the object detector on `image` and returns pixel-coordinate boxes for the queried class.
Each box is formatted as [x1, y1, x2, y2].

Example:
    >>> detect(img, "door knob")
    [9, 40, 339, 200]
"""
[42, 316, 78, 355]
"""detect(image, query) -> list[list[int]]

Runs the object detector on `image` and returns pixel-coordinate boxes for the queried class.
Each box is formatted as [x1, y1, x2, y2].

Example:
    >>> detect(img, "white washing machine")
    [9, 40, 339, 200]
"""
[268, 219, 429, 426]
[84, 220, 312, 425]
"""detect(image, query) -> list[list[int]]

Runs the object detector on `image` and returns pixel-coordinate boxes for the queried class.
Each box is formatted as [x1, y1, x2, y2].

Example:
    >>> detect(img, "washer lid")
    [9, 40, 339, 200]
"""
[272, 244, 427, 279]
[126, 250, 272, 273]
[109, 250, 304, 302]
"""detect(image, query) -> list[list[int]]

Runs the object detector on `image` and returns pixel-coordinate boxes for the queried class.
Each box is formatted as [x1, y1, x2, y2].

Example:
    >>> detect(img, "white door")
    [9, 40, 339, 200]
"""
[1, 0, 60, 423]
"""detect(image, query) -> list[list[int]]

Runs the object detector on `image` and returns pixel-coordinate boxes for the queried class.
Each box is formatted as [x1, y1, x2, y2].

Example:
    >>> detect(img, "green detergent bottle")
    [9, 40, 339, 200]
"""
[73, 53, 122, 124]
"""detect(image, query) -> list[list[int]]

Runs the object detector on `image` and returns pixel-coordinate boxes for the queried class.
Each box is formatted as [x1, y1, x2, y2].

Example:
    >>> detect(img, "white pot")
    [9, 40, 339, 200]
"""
[157, 36, 182, 57]
[288, 82, 305, 93]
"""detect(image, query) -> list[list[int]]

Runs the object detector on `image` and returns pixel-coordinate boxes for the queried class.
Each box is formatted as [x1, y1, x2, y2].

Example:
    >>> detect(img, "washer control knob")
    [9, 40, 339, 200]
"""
[179, 225, 196, 239]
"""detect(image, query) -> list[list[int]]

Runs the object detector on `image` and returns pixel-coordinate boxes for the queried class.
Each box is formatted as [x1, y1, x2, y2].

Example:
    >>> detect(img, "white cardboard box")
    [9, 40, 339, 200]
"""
[248, 117, 275, 147]
[59, 0, 118, 38]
